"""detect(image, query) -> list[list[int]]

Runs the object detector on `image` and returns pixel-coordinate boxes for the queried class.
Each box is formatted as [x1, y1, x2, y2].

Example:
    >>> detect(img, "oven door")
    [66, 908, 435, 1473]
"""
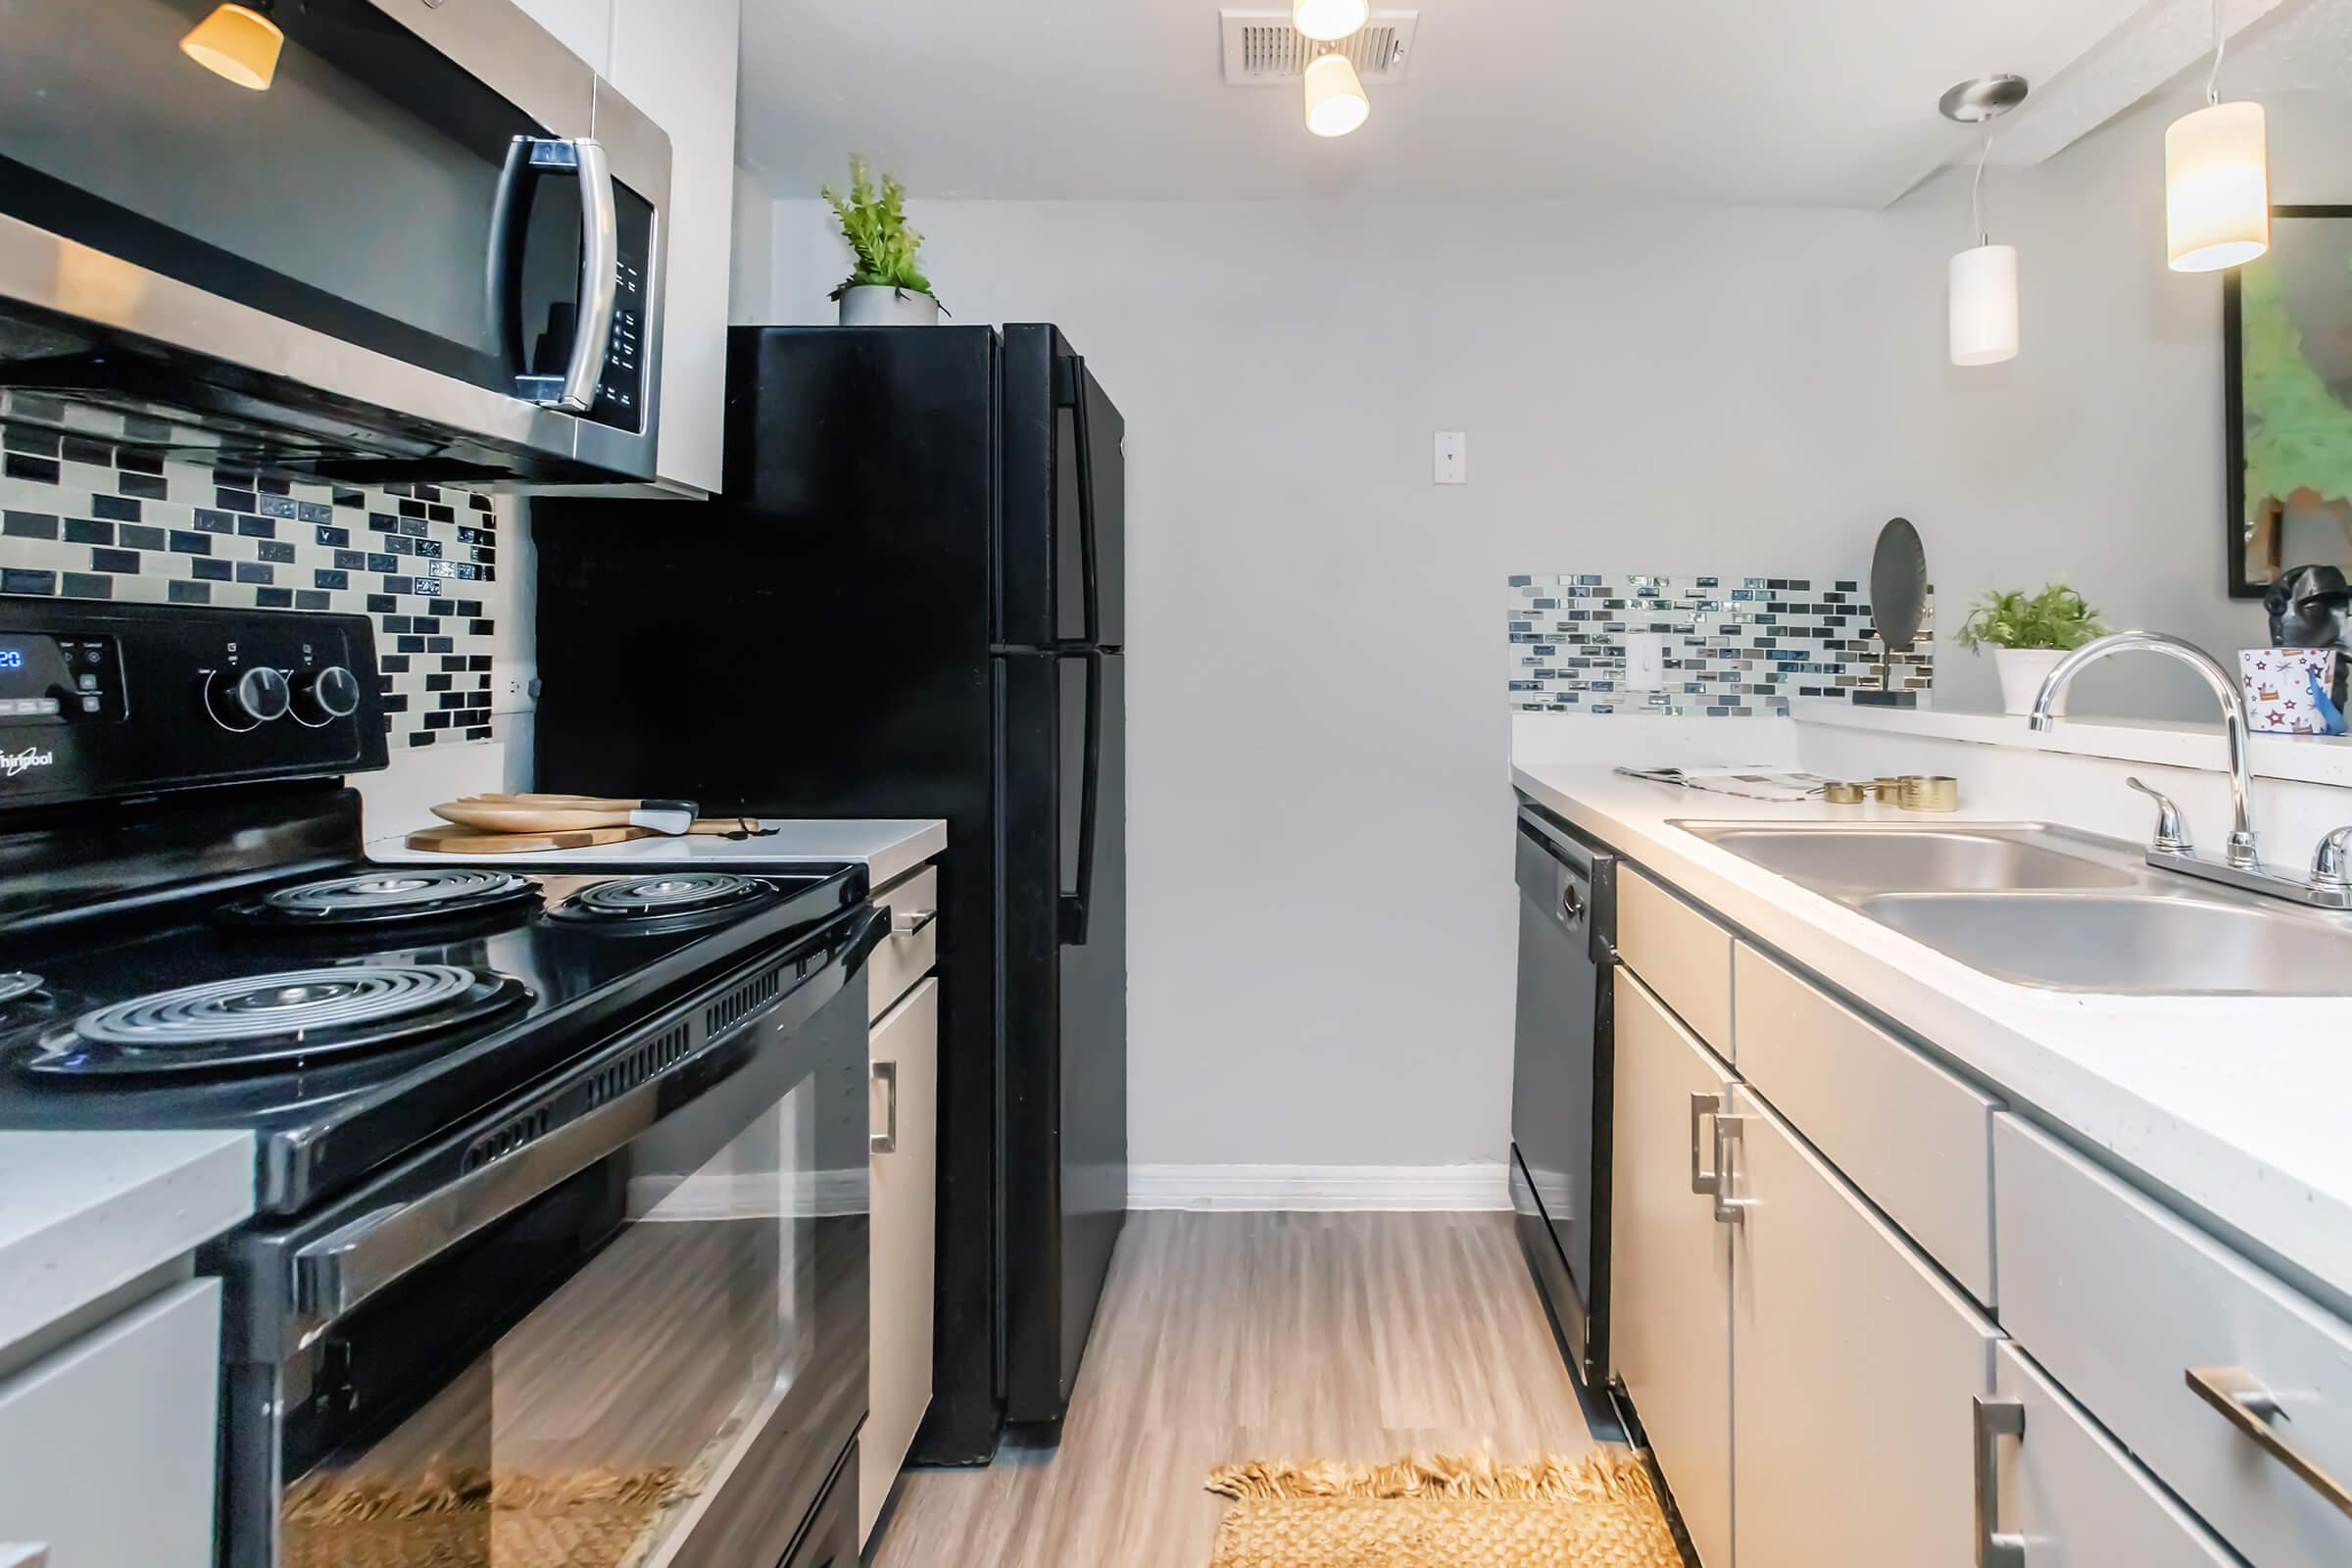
[222, 910, 882, 1568]
[0, 0, 666, 483]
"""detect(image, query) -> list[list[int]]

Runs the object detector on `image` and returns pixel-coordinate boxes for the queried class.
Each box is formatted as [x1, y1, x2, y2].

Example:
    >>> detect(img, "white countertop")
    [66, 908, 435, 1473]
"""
[368, 817, 948, 889]
[1512, 760, 2352, 1312]
[0, 1130, 254, 1354]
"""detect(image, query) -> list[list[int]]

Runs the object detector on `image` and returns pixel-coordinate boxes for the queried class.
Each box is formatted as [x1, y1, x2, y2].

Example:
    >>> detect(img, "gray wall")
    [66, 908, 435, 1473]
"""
[732, 90, 2351, 1168]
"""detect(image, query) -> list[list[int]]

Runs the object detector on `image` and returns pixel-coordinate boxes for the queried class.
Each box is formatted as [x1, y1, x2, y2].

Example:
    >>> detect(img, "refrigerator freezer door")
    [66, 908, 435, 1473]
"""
[1000, 325, 1126, 651]
[999, 649, 1128, 1425]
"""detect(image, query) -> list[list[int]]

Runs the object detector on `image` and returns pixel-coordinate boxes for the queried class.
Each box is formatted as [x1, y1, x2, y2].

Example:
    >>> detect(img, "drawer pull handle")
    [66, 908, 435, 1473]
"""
[1710, 1113, 1752, 1226]
[2186, 1365, 2352, 1519]
[1689, 1092, 1721, 1196]
[870, 1059, 899, 1154]
[891, 907, 938, 938]
[1971, 1396, 2028, 1568]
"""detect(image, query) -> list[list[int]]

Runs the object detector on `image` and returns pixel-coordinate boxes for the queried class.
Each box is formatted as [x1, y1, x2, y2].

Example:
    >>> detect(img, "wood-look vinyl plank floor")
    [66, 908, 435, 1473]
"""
[869, 1210, 1604, 1568]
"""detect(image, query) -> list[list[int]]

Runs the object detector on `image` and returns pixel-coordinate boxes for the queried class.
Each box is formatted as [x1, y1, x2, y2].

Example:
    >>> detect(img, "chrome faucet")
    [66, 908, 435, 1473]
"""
[2029, 630, 2352, 909]
[2029, 631, 2259, 867]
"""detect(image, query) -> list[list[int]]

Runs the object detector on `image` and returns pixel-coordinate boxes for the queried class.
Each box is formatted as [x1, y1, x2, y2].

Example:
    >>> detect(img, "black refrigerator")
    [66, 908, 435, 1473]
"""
[529, 323, 1128, 1464]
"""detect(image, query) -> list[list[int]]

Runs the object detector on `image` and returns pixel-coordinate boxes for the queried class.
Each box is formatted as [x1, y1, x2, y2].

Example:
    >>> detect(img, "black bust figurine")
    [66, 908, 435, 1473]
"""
[2264, 564, 2352, 707]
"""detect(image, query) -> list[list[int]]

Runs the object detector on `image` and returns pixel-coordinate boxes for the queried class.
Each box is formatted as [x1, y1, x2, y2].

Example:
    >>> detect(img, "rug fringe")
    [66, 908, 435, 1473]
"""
[1205, 1446, 1657, 1504]
[281, 1465, 682, 1524]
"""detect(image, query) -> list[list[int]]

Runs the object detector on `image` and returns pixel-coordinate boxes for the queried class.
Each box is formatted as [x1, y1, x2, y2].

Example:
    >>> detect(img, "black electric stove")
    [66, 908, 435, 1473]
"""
[0, 597, 884, 1568]
[0, 839, 864, 1212]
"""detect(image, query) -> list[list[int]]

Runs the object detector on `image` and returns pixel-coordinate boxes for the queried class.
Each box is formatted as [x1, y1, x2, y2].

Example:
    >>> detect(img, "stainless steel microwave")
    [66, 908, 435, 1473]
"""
[0, 0, 669, 485]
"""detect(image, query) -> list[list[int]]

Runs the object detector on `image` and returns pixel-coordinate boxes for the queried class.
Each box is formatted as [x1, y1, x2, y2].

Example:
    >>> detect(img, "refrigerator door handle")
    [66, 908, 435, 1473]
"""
[1060, 648, 1103, 947]
[1057, 353, 1102, 648]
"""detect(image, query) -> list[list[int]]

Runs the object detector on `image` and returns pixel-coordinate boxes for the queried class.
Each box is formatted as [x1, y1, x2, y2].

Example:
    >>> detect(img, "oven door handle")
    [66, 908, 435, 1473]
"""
[490, 135, 617, 414]
[287, 912, 881, 1341]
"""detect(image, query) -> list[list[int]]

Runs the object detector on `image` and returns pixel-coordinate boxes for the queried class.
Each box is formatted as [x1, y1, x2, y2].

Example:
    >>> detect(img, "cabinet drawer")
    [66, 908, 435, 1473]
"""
[1988, 1342, 2239, 1567]
[0, 1279, 221, 1565]
[1617, 866, 1733, 1053]
[868, 864, 940, 1022]
[1733, 943, 1999, 1305]
[1996, 1114, 2352, 1566]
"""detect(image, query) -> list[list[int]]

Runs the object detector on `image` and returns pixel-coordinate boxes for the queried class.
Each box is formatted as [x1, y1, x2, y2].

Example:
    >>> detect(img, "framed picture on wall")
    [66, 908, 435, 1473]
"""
[2226, 205, 2352, 598]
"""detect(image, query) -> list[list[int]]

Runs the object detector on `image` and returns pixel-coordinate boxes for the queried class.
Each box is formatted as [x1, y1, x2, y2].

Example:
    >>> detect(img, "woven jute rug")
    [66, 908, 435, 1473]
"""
[1204, 1448, 1681, 1568]
[279, 1465, 682, 1568]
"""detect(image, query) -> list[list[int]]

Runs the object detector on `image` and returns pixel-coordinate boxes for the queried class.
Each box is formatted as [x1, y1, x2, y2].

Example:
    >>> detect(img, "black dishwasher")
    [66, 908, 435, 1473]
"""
[1509, 803, 1617, 1390]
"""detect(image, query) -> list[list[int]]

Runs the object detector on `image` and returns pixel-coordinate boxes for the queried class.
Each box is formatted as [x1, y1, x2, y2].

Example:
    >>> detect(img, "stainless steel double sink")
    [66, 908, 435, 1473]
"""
[1671, 821, 2352, 997]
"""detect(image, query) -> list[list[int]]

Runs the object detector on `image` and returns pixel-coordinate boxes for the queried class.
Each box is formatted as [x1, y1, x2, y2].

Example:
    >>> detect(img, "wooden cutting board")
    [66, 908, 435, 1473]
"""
[403, 822, 662, 856]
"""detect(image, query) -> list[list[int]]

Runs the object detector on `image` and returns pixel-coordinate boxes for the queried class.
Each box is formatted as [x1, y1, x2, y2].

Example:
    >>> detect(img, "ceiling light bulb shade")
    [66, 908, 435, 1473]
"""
[1293, 0, 1371, 42]
[2165, 100, 2269, 272]
[1303, 53, 1370, 138]
[1948, 244, 2019, 367]
[180, 3, 282, 90]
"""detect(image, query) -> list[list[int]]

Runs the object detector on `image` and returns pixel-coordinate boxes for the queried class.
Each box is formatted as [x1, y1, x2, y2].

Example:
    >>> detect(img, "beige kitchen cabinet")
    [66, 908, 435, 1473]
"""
[505, 0, 740, 496]
[1996, 1112, 2352, 1568]
[1984, 1342, 2240, 1567]
[0, 1280, 222, 1565]
[860, 862, 943, 1544]
[1610, 970, 1736, 1567]
[1617, 866, 1734, 1054]
[1728, 1094, 1999, 1567]
[862, 977, 938, 1541]
[1733, 943, 2000, 1306]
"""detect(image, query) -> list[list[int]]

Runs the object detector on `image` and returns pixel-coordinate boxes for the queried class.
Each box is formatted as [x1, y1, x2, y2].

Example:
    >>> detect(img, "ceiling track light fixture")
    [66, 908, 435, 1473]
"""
[1303, 48, 1371, 137]
[1939, 74, 2029, 368]
[1293, 0, 1370, 43]
[1293, 0, 1371, 136]
[2166, 0, 2269, 272]
[181, 1, 283, 91]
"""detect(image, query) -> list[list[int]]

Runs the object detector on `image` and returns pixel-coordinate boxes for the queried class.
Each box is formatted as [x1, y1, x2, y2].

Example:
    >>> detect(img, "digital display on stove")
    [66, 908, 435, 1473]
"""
[0, 650, 21, 669]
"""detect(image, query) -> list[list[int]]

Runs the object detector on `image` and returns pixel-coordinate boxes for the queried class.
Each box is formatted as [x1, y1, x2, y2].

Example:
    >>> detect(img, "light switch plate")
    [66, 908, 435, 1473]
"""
[1624, 631, 1668, 691]
[1434, 431, 1467, 484]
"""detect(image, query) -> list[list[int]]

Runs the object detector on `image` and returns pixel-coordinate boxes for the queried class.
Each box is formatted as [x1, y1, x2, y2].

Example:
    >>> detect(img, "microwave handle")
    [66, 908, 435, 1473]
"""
[487, 136, 618, 415]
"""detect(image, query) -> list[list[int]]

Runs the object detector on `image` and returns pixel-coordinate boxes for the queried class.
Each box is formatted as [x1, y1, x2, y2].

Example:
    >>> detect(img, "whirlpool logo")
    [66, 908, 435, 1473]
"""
[0, 746, 56, 779]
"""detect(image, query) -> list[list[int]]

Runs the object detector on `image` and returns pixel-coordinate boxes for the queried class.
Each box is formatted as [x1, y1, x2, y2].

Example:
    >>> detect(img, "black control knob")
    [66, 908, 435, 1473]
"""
[289, 665, 362, 727]
[204, 665, 290, 731]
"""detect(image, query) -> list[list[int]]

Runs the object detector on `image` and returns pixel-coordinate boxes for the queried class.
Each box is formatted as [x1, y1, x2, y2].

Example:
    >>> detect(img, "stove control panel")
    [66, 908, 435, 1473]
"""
[0, 632, 126, 727]
[0, 596, 386, 809]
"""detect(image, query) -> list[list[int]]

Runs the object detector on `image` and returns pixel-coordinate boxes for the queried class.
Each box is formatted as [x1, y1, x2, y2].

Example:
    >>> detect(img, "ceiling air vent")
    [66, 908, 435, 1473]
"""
[1219, 10, 1419, 86]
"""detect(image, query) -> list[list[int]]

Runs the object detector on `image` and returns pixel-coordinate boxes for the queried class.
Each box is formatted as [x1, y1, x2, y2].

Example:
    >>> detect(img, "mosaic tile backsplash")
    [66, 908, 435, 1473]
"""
[0, 428, 505, 749]
[1508, 573, 1935, 715]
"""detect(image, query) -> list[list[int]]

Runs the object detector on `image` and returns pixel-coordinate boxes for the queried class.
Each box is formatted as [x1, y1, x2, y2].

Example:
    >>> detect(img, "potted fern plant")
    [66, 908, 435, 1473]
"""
[1954, 582, 2108, 715]
[821, 157, 944, 326]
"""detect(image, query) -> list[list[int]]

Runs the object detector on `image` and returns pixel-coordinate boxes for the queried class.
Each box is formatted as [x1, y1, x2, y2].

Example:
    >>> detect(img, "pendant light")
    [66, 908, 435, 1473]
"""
[2166, 0, 2268, 272]
[180, 3, 282, 91]
[1303, 52, 1370, 138]
[1293, 0, 1371, 43]
[1939, 75, 2029, 368]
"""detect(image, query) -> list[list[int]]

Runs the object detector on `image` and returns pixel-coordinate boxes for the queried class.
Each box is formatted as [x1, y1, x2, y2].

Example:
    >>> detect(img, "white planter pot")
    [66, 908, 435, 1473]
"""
[1993, 647, 2071, 716]
[838, 286, 940, 326]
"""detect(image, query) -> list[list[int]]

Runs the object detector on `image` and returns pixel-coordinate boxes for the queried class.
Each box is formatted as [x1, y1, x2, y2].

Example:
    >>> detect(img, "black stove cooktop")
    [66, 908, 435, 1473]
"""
[0, 858, 865, 1214]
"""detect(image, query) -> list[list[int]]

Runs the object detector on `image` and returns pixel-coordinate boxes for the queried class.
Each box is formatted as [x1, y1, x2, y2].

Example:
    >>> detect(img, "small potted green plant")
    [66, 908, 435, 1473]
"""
[821, 157, 944, 326]
[1953, 582, 2108, 715]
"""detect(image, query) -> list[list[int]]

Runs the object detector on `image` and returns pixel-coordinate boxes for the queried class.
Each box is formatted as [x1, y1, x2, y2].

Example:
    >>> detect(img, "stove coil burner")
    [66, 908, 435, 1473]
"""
[0, 972, 42, 1005]
[219, 868, 538, 929]
[26, 964, 529, 1076]
[551, 872, 779, 927]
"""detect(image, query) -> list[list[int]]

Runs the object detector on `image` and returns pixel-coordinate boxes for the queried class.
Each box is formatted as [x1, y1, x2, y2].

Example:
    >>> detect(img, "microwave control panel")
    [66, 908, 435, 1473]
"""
[587, 182, 657, 433]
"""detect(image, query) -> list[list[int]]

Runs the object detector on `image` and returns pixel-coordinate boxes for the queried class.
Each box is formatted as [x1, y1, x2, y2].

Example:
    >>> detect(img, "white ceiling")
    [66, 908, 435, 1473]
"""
[736, 0, 2162, 208]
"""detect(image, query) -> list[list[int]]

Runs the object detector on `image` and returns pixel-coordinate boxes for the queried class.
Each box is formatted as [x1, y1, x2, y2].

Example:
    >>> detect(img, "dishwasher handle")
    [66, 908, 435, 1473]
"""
[1515, 807, 1615, 961]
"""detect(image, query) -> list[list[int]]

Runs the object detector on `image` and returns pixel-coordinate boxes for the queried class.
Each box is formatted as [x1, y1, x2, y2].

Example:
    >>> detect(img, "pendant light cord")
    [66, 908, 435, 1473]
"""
[2206, 0, 2226, 105]
[1972, 130, 1993, 247]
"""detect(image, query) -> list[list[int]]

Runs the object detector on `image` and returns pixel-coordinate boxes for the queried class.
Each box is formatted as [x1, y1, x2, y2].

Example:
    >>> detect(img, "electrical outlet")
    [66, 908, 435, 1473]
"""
[1624, 632, 1668, 692]
[1434, 431, 1467, 484]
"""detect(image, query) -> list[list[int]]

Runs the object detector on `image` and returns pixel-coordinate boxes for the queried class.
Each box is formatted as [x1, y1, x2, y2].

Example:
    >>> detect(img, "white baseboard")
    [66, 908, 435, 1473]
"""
[1126, 1162, 1511, 1213]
